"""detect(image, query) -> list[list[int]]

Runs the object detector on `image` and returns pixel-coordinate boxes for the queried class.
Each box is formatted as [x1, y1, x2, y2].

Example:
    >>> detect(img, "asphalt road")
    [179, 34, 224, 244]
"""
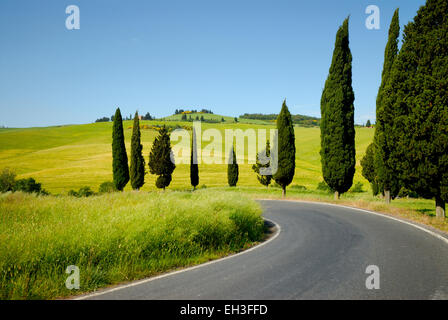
[82, 200, 448, 300]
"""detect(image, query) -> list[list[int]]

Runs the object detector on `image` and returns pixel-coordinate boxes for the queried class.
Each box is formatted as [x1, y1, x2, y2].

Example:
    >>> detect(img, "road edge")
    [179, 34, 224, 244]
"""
[73, 217, 281, 300]
[257, 198, 448, 245]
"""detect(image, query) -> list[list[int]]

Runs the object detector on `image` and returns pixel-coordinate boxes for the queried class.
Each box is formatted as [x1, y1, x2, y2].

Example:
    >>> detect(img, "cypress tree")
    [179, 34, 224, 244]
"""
[148, 126, 176, 190]
[190, 128, 199, 190]
[273, 100, 295, 197]
[252, 140, 272, 187]
[112, 107, 129, 191]
[130, 112, 145, 190]
[374, 9, 401, 204]
[227, 146, 238, 187]
[385, 0, 448, 218]
[320, 18, 355, 200]
[361, 143, 380, 196]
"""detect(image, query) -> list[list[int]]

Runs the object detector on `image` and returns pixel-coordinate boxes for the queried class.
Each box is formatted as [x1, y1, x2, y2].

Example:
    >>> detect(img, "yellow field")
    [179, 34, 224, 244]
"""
[0, 120, 374, 194]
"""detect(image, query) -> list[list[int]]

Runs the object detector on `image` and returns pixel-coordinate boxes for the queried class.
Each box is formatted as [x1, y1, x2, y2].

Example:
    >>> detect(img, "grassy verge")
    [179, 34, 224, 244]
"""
[216, 186, 448, 234]
[0, 190, 265, 299]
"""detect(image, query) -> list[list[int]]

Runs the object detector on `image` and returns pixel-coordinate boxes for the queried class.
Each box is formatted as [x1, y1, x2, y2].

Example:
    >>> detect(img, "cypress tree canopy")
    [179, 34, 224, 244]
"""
[148, 126, 176, 189]
[190, 128, 199, 190]
[252, 140, 272, 187]
[374, 9, 401, 201]
[227, 146, 238, 187]
[112, 107, 129, 191]
[273, 100, 295, 196]
[130, 112, 145, 190]
[320, 18, 355, 197]
[384, 0, 448, 216]
[361, 143, 380, 196]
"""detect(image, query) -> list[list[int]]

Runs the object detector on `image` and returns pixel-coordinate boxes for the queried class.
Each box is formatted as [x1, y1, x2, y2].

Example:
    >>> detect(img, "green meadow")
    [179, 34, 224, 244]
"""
[0, 190, 264, 299]
[0, 120, 374, 194]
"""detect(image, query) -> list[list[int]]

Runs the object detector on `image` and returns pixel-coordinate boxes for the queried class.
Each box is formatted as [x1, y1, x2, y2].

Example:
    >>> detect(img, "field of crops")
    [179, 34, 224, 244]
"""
[0, 120, 374, 194]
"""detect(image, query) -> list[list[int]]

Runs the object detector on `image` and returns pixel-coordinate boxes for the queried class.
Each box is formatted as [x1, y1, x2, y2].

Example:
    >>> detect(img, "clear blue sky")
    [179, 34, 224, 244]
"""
[0, 0, 426, 128]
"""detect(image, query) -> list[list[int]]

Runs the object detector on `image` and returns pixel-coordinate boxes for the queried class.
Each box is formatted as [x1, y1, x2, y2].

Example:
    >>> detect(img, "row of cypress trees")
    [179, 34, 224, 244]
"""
[111, 101, 297, 196]
[362, 0, 448, 218]
[112, 108, 175, 191]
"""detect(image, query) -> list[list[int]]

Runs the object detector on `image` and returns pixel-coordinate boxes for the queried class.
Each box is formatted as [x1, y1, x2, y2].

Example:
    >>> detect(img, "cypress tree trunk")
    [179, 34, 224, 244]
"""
[334, 191, 339, 200]
[282, 187, 286, 198]
[436, 195, 446, 219]
[384, 190, 391, 204]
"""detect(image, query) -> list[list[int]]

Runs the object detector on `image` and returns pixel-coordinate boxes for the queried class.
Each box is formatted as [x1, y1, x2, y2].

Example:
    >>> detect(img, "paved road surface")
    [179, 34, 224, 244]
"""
[82, 200, 448, 300]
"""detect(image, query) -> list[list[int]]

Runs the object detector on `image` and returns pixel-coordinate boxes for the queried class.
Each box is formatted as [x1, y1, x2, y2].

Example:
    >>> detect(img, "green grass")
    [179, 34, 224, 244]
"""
[0, 120, 375, 194]
[0, 189, 264, 299]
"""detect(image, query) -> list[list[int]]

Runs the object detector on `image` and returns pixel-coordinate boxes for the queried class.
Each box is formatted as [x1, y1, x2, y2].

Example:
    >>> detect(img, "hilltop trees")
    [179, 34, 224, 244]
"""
[384, 0, 448, 218]
[374, 9, 401, 204]
[112, 108, 130, 191]
[320, 18, 355, 200]
[227, 146, 238, 187]
[130, 112, 145, 190]
[252, 140, 272, 187]
[273, 100, 295, 197]
[190, 128, 199, 190]
[148, 126, 176, 190]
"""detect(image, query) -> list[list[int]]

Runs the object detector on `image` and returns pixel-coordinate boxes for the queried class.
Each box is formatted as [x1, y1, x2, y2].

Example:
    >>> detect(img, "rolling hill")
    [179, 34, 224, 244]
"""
[0, 118, 374, 194]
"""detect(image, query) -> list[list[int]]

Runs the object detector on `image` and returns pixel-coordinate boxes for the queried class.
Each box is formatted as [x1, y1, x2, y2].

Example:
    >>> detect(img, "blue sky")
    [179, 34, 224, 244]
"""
[0, 0, 426, 127]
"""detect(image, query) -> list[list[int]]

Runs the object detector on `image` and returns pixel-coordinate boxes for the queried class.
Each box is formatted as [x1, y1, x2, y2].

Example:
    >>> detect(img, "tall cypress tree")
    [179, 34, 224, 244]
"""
[273, 100, 295, 197]
[227, 146, 238, 187]
[320, 18, 355, 200]
[190, 128, 199, 190]
[385, 0, 448, 218]
[112, 107, 129, 191]
[374, 9, 400, 204]
[130, 112, 145, 190]
[148, 126, 176, 190]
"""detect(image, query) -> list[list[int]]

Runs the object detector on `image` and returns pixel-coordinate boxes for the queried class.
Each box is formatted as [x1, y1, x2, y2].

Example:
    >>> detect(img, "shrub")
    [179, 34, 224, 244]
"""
[398, 187, 419, 199]
[0, 168, 16, 193]
[68, 186, 95, 197]
[67, 190, 78, 197]
[99, 181, 117, 194]
[317, 180, 332, 192]
[14, 178, 42, 194]
[77, 186, 95, 197]
[290, 185, 307, 191]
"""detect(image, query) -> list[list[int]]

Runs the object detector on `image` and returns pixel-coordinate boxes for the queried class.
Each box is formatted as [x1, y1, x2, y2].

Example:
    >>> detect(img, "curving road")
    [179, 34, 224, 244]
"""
[81, 200, 448, 300]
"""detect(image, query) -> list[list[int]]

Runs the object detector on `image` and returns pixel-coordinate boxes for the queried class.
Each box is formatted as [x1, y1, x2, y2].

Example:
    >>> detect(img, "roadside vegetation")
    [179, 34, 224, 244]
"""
[0, 190, 264, 299]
